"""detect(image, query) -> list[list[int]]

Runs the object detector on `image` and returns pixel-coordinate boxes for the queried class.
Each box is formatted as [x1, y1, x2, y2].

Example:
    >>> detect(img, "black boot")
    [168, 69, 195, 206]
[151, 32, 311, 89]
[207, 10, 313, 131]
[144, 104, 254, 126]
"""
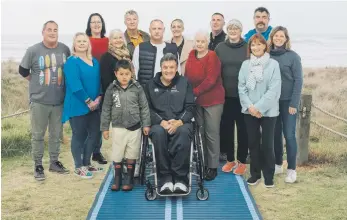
[122, 160, 135, 191]
[205, 168, 217, 181]
[111, 162, 122, 191]
[92, 153, 108, 164]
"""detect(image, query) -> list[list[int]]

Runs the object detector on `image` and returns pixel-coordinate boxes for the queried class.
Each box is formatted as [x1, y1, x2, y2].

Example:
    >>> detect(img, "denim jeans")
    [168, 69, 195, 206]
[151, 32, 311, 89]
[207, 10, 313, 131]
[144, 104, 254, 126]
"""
[69, 110, 101, 168]
[93, 102, 103, 154]
[274, 100, 298, 170]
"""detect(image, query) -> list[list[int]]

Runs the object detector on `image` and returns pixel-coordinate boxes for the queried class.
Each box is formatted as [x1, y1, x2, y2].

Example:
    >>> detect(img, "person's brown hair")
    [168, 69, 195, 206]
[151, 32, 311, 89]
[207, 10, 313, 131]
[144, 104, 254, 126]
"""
[247, 33, 269, 57]
[268, 26, 291, 50]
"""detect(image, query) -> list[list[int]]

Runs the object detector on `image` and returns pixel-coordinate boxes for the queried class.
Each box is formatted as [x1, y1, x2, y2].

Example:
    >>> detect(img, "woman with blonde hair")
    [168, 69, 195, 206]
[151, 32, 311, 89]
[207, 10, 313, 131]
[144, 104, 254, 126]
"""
[269, 26, 303, 183]
[62, 32, 103, 179]
[100, 29, 133, 94]
[169, 19, 194, 75]
[238, 33, 281, 188]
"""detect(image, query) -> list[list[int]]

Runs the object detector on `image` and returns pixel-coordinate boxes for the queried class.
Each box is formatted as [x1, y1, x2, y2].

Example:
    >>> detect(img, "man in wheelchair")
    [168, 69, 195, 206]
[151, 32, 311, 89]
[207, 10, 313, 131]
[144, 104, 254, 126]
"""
[144, 53, 196, 194]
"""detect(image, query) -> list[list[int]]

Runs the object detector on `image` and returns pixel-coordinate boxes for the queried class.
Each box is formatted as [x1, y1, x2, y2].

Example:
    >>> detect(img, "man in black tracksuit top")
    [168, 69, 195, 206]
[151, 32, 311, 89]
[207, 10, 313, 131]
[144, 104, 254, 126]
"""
[144, 53, 195, 194]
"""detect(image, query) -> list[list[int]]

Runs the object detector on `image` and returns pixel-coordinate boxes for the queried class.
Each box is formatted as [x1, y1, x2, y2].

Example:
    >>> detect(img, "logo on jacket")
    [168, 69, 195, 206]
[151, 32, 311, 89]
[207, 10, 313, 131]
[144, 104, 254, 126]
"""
[154, 88, 159, 92]
[171, 85, 178, 93]
[113, 91, 121, 108]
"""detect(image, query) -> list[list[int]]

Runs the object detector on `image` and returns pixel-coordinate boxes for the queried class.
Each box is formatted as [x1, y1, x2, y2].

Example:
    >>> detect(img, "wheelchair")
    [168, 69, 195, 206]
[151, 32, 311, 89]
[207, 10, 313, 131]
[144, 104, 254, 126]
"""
[138, 119, 209, 201]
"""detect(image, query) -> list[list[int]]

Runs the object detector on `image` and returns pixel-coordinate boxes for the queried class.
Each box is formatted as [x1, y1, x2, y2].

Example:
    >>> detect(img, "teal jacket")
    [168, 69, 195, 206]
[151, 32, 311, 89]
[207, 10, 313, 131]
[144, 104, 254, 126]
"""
[238, 58, 281, 117]
[244, 26, 273, 42]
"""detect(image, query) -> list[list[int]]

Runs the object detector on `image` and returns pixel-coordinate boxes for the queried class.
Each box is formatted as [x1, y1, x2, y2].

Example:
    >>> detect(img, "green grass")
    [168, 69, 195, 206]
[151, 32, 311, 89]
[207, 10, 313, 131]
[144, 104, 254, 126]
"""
[1, 115, 32, 157]
[2, 63, 347, 219]
[250, 136, 347, 220]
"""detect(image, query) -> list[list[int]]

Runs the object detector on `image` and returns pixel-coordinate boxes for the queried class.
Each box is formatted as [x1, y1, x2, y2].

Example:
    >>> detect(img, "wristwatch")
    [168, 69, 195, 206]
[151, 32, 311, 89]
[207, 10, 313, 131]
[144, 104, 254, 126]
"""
[85, 98, 92, 105]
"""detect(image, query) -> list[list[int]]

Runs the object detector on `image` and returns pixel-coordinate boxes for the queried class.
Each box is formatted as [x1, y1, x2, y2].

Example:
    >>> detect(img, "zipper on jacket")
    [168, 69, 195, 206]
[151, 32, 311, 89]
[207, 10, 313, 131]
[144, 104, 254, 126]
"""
[180, 111, 186, 120]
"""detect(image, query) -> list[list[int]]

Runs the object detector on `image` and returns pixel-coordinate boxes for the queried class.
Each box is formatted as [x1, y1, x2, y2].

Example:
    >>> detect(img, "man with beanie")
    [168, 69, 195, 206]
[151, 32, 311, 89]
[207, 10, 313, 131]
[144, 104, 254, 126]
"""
[215, 19, 249, 174]
[244, 7, 273, 42]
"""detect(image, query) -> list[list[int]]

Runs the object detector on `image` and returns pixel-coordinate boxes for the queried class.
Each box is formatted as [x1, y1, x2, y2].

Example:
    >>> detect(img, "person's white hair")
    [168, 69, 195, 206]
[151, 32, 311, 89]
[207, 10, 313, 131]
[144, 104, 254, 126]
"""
[108, 29, 127, 47]
[193, 30, 210, 45]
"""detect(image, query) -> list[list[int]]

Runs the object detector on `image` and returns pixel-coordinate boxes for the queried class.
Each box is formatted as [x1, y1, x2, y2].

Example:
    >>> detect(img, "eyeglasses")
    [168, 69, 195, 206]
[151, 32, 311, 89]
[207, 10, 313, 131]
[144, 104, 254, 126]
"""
[90, 21, 102, 25]
[227, 27, 240, 31]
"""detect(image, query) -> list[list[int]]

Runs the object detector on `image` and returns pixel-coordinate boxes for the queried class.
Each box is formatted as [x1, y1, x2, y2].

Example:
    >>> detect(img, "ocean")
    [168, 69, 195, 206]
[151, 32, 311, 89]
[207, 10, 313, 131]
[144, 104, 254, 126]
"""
[1, 33, 347, 67]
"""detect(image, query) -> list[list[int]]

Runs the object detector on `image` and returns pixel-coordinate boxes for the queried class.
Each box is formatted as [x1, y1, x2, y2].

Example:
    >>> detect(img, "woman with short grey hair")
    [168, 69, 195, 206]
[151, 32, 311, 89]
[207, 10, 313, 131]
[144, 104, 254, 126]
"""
[215, 19, 249, 176]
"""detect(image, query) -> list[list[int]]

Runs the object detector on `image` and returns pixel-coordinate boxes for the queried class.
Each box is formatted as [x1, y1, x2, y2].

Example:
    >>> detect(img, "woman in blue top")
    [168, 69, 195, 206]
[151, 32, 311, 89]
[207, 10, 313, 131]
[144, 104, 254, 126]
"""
[63, 32, 103, 179]
[269, 26, 303, 183]
[238, 33, 281, 188]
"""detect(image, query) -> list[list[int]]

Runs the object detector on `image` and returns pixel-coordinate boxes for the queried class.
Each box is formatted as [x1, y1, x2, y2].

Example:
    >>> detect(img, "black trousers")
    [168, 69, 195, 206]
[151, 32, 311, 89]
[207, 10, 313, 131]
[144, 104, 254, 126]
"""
[244, 115, 276, 181]
[149, 124, 193, 185]
[220, 97, 248, 163]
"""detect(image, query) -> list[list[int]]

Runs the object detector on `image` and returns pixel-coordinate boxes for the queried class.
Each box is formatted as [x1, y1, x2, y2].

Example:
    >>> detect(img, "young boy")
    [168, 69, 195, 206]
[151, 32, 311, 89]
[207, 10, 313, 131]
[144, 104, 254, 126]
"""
[101, 60, 151, 191]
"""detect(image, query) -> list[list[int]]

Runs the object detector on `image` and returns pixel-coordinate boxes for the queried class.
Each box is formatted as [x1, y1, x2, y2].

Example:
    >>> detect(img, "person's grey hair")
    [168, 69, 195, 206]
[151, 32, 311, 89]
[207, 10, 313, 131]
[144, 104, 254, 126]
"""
[124, 9, 138, 21]
[150, 19, 164, 26]
[160, 53, 178, 67]
[194, 30, 210, 45]
[108, 29, 127, 46]
[42, 20, 58, 31]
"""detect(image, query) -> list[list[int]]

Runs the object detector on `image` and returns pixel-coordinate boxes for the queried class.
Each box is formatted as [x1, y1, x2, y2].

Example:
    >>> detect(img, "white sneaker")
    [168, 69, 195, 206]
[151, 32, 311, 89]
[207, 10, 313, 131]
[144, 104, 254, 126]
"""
[160, 182, 174, 194]
[173, 182, 188, 193]
[285, 169, 297, 183]
[275, 165, 283, 175]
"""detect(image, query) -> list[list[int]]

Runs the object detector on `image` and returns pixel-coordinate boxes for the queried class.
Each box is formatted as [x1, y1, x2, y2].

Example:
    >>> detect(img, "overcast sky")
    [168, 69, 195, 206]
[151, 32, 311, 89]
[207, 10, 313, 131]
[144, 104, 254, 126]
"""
[1, 1, 347, 40]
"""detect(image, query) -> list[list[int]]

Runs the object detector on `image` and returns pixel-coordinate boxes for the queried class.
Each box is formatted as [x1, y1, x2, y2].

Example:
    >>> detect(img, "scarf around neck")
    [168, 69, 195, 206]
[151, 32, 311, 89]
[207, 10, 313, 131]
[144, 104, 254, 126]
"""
[246, 52, 270, 90]
[108, 44, 131, 61]
[108, 45, 136, 79]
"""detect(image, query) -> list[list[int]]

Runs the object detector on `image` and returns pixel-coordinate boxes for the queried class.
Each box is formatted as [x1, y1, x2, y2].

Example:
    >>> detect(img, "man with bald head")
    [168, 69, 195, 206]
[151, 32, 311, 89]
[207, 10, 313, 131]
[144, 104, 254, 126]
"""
[132, 19, 180, 87]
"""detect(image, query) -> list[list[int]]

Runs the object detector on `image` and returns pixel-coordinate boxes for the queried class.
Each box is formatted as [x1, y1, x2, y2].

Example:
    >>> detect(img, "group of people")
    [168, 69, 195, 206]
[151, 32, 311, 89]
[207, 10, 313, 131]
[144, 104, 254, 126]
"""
[19, 6, 303, 193]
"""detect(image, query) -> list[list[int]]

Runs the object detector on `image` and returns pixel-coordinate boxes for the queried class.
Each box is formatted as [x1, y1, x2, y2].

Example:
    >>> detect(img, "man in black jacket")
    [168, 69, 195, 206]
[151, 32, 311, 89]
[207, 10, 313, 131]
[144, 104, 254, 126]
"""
[209, 12, 226, 51]
[144, 53, 195, 194]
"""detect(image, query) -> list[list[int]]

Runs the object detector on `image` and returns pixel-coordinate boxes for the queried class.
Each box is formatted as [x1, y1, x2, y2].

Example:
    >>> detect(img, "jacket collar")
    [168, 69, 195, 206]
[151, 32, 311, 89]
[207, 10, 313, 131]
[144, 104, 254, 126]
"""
[124, 29, 149, 45]
[113, 79, 140, 89]
[153, 72, 180, 88]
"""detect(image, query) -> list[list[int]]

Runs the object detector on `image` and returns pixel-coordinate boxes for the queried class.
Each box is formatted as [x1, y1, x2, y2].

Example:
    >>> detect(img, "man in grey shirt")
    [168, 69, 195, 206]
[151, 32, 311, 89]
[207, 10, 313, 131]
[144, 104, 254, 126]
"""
[19, 20, 70, 181]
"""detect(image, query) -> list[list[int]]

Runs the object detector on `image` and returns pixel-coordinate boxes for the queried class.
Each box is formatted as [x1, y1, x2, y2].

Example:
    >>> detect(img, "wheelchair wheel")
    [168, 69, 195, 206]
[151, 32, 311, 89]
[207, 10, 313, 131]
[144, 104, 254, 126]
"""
[145, 188, 157, 201]
[139, 135, 149, 185]
[194, 124, 205, 180]
[196, 188, 209, 201]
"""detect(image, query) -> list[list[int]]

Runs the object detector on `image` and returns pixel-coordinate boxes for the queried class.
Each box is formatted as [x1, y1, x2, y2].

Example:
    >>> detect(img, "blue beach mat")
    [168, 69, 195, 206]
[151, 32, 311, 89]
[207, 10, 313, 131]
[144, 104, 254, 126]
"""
[87, 165, 263, 220]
